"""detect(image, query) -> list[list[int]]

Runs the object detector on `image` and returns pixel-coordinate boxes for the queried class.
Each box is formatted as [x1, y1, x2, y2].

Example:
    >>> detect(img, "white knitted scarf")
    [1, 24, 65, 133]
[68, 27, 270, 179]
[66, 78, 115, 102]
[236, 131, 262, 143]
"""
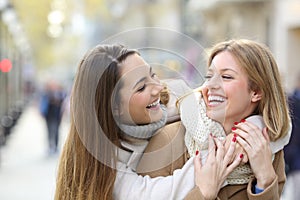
[179, 90, 292, 185]
[179, 91, 254, 185]
[118, 105, 168, 139]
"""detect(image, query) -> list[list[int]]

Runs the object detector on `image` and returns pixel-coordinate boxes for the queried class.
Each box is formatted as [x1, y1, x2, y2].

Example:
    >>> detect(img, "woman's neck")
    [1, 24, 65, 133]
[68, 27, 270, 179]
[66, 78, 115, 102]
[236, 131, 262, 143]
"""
[223, 117, 244, 134]
[118, 105, 168, 139]
[223, 122, 233, 135]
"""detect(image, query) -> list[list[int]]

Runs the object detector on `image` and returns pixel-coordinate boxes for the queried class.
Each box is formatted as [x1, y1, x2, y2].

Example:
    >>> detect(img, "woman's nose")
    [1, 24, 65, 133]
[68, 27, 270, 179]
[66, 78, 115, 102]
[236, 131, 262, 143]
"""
[205, 74, 222, 90]
[149, 81, 163, 95]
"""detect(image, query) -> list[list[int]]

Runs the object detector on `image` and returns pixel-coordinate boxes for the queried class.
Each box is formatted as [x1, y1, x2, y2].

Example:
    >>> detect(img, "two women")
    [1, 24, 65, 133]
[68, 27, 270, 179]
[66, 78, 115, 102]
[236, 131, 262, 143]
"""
[54, 44, 241, 200]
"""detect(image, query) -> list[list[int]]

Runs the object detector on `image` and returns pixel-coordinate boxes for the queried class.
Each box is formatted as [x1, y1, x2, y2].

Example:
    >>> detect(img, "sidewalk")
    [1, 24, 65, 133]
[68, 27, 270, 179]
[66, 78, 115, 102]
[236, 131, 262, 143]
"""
[0, 103, 69, 200]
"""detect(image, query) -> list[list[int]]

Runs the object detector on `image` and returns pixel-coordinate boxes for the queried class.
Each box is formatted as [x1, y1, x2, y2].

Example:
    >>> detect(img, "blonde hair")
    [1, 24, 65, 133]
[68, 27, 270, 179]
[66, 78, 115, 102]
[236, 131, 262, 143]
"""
[55, 44, 137, 200]
[208, 39, 290, 140]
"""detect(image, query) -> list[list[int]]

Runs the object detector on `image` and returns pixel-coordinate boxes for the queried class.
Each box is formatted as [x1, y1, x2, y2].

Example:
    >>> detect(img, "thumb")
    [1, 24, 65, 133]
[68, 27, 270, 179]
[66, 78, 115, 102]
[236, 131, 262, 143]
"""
[262, 127, 270, 143]
[194, 151, 203, 187]
[194, 150, 202, 170]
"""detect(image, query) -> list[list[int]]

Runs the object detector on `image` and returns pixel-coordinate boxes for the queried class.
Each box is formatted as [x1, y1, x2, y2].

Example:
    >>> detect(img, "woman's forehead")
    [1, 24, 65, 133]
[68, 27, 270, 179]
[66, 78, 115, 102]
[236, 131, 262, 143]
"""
[209, 52, 241, 72]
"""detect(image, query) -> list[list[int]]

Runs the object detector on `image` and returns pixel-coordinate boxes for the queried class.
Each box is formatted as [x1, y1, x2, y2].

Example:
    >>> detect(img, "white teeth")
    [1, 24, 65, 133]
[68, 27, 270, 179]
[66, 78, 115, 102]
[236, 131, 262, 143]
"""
[147, 99, 160, 108]
[208, 95, 225, 102]
[210, 101, 221, 105]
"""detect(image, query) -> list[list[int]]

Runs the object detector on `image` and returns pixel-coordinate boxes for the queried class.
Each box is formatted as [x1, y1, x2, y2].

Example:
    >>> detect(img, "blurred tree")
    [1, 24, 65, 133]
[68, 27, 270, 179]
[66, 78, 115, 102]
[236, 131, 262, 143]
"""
[10, 0, 109, 71]
[11, 0, 52, 69]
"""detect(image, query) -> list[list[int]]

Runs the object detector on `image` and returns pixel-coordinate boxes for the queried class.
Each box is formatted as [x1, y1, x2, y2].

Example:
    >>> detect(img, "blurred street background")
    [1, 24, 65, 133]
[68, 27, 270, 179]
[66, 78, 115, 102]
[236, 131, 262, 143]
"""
[1, 0, 300, 199]
[0, 101, 69, 200]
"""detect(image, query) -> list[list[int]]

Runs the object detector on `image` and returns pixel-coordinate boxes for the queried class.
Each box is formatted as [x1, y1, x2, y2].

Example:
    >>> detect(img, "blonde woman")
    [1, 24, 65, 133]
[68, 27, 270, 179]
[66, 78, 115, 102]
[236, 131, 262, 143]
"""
[138, 39, 290, 200]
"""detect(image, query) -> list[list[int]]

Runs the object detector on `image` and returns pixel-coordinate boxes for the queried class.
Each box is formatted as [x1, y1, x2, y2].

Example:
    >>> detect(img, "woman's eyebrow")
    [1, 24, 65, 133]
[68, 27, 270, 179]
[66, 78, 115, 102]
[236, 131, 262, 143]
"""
[220, 68, 238, 74]
[132, 77, 146, 89]
[207, 67, 238, 74]
[132, 65, 152, 89]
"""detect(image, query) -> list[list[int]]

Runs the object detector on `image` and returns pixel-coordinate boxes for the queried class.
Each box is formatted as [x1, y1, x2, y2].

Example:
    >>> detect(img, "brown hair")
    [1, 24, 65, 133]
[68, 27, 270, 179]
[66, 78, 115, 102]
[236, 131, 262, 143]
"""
[55, 44, 137, 199]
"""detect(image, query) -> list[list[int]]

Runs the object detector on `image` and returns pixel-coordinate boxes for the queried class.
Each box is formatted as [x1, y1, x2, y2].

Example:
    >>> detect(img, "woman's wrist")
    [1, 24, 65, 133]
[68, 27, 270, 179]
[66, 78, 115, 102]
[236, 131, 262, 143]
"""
[256, 171, 276, 189]
[255, 185, 264, 194]
[197, 186, 216, 200]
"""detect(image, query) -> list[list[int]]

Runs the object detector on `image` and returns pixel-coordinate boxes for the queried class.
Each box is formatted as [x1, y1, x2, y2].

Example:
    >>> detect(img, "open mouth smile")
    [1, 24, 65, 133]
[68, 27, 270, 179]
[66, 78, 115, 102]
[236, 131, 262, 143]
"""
[146, 99, 160, 109]
[208, 95, 226, 106]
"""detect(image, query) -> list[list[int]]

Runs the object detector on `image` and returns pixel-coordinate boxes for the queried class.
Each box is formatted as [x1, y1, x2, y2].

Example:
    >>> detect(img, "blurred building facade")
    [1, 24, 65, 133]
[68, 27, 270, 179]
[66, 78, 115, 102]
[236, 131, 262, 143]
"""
[84, 0, 300, 91]
[184, 0, 300, 92]
[2, 0, 300, 113]
[0, 0, 33, 145]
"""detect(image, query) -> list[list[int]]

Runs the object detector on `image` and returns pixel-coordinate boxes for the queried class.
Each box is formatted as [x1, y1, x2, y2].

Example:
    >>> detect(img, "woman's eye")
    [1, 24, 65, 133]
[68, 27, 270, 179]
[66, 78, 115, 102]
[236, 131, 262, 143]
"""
[204, 74, 212, 79]
[151, 73, 157, 78]
[222, 75, 233, 80]
[137, 85, 145, 92]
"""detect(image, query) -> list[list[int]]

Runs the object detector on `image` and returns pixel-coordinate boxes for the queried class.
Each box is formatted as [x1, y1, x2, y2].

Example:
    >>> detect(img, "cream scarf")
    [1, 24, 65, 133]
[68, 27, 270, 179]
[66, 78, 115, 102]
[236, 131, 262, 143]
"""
[179, 90, 291, 185]
[118, 105, 168, 139]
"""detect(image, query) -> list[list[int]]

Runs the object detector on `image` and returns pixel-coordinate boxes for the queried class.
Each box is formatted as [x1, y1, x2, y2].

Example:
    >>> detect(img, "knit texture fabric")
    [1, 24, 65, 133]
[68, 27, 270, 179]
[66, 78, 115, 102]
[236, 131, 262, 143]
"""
[118, 105, 168, 139]
[179, 91, 254, 185]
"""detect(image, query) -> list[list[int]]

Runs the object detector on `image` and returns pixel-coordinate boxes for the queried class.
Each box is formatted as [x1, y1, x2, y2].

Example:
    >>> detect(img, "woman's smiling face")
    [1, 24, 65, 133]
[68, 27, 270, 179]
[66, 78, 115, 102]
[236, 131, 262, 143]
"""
[117, 53, 163, 125]
[202, 51, 261, 133]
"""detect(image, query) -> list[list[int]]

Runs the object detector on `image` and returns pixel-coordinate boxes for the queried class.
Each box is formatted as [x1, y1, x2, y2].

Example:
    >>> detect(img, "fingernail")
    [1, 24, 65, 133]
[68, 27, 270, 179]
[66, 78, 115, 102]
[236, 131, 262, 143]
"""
[232, 137, 237, 142]
[232, 127, 237, 131]
[240, 154, 244, 159]
[196, 150, 199, 156]
[233, 133, 237, 137]
[234, 122, 239, 125]
[240, 119, 246, 123]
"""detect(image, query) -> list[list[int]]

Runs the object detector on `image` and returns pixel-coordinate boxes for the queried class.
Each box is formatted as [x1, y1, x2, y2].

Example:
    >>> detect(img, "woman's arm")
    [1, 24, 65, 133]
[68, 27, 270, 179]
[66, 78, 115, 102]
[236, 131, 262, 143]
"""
[235, 124, 276, 188]
[234, 122, 284, 200]
[114, 122, 193, 200]
[115, 129, 242, 200]
[137, 121, 188, 177]
[114, 156, 195, 200]
[246, 150, 286, 200]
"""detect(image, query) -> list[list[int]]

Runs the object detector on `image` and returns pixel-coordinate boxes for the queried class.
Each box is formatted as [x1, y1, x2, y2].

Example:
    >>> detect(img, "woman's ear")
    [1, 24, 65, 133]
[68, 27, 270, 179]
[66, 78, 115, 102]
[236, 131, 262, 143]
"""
[251, 90, 262, 102]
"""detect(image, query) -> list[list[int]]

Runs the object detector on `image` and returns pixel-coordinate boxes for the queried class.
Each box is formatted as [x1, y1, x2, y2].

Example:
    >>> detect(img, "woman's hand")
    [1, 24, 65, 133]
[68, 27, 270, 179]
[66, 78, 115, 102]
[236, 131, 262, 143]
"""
[233, 121, 276, 189]
[194, 134, 242, 200]
[224, 133, 248, 164]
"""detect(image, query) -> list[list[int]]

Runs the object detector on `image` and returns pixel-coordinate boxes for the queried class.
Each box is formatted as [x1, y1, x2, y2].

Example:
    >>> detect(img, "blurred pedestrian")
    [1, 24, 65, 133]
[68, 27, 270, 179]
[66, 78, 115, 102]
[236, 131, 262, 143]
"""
[40, 81, 66, 155]
[284, 72, 300, 200]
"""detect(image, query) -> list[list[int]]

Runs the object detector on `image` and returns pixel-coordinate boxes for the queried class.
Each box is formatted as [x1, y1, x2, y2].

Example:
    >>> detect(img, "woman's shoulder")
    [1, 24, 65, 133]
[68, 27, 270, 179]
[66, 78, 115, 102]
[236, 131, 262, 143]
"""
[149, 121, 186, 150]
[137, 121, 187, 175]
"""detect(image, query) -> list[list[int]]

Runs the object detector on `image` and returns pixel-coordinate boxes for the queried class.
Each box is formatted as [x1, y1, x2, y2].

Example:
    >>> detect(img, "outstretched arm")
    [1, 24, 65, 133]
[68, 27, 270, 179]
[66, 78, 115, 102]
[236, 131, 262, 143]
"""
[114, 156, 195, 200]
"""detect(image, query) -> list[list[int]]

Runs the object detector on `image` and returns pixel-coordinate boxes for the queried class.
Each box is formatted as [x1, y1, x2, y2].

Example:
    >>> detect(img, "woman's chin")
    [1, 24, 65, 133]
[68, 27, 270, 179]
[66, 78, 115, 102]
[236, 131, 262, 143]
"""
[207, 110, 225, 124]
[149, 109, 163, 123]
